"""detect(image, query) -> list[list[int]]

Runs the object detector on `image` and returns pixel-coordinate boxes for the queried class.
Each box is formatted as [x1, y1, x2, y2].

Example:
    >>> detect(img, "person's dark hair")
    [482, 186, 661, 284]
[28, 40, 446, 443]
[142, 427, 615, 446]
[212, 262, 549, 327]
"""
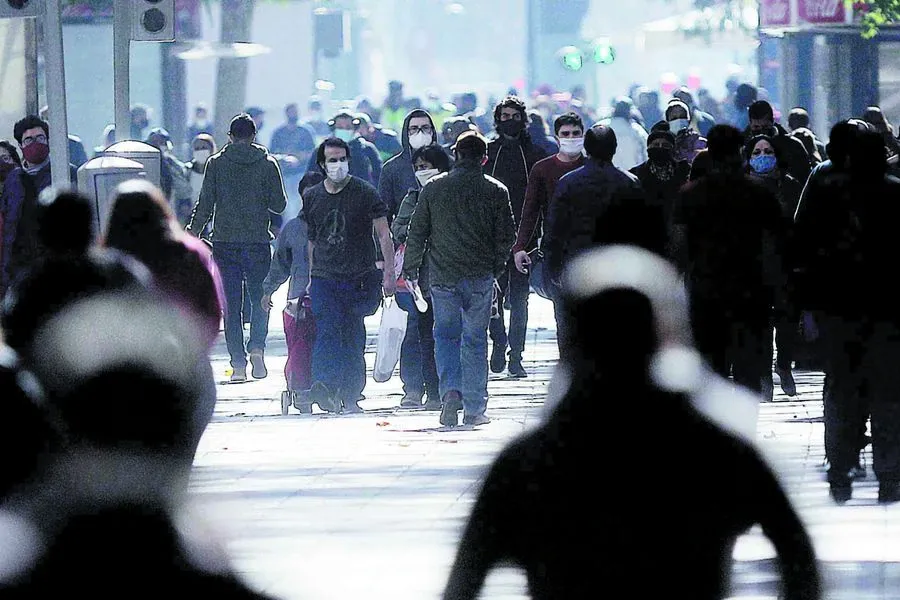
[562, 287, 658, 372]
[553, 112, 584, 135]
[705, 125, 745, 163]
[734, 83, 758, 110]
[454, 131, 487, 161]
[791, 128, 822, 164]
[612, 97, 633, 120]
[665, 100, 691, 121]
[104, 181, 176, 263]
[826, 120, 861, 167]
[228, 113, 256, 140]
[583, 124, 616, 162]
[743, 134, 784, 167]
[315, 137, 351, 174]
[850, 128, 888, 179]
[689, 149, 711, 181]
[0, 140, 22, 168]
[528, 110, 546, 131]
[788, 108, 810, 131]
[748, 100, 774, 122]
[492, 95, 527, 125]
[411, 144, 451, 173]
[14, 115, 49, 145]
[38, 190, 95, 256]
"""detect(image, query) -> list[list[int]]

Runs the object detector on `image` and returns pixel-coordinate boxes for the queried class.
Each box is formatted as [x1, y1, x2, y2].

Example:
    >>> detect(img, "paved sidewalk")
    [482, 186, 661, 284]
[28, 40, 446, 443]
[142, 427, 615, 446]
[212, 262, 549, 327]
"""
[190, 292, 900, 600]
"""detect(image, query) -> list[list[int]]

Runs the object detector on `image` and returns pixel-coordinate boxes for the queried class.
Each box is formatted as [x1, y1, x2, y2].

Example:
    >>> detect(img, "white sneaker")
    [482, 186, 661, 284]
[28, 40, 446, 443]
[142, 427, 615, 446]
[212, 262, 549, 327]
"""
[249, 349, 267, 379]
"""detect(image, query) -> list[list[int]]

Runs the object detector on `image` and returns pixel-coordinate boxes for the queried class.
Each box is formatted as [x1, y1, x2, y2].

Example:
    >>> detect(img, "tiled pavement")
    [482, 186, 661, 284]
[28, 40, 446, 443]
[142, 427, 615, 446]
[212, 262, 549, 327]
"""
[190, 290, 900, 600]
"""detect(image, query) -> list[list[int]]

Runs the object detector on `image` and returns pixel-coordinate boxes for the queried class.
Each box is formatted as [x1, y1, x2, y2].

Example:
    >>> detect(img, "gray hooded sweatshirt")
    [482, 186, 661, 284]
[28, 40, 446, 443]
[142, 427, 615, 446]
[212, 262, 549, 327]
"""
[378, 109, 440, 221]
[188, 142, 287, 243]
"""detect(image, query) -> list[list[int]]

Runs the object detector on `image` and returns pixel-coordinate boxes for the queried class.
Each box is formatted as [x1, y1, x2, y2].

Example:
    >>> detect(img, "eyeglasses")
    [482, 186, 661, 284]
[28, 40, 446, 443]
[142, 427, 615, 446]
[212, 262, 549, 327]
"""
[21, 134, 47, 147]
[408, 125, 433, 135]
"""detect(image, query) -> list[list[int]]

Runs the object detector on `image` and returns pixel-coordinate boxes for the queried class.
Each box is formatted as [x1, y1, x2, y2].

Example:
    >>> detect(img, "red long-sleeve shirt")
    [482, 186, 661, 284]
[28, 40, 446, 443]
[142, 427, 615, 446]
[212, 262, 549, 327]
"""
[512, 154, 585, 254]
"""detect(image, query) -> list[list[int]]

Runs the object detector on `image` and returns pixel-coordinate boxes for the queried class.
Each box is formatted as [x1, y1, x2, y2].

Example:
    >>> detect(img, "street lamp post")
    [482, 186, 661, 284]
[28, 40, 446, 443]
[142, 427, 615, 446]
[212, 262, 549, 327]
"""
[44, 0, 71, 190]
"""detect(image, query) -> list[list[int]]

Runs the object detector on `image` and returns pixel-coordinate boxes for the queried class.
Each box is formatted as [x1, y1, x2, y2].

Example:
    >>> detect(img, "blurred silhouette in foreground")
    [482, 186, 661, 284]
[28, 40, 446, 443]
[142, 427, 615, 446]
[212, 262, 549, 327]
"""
[442, 245, 820, 600]
[1, 189, 151, 355]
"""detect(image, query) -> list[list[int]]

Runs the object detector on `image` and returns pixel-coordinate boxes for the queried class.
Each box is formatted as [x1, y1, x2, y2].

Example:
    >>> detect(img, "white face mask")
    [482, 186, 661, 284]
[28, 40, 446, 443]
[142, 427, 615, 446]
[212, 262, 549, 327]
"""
[326, 161, 350, 183]
[415, 168, 439, 187]
[668, 118, 690, 133]
[409, 131, 431, 150]
[558, 137, 584, 156]
[193, 149, 211, 165]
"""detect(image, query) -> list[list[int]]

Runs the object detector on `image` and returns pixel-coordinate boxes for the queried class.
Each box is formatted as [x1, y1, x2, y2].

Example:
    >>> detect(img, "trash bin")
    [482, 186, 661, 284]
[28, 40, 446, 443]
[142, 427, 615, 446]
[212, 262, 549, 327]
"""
[103, 140, 161, 189]
[77, 156, 146, 233]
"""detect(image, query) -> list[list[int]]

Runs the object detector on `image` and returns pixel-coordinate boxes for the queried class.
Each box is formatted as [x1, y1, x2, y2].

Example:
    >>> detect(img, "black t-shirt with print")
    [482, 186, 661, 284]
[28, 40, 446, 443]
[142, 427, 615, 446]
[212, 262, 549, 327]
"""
[301, 176, 388, 280]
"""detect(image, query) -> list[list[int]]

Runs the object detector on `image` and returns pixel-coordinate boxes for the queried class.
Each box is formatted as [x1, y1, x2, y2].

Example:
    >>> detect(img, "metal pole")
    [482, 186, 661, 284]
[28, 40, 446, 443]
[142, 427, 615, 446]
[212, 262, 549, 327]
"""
[113, 0, 130, 141]
[43, 0, 71, 190]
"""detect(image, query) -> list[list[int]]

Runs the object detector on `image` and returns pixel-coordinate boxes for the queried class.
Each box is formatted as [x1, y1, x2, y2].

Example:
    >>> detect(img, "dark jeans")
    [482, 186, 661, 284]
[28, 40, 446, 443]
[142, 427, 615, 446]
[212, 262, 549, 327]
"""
[773, 312, 797, 370]
[820, 317, 900, 483]
[431, 276, 493, 417]
[489, 261, 530, 362]
[396, 291, 440, 402]
[213, 242, 272, 368]
[691, 304, 771, 394]
[309, 272, 382, 403]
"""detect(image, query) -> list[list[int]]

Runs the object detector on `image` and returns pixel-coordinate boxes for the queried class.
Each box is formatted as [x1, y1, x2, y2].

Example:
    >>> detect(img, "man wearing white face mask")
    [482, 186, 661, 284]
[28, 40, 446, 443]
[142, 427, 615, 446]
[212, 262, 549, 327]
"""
[300, 137, 396, 414]
[305, 111, 382, 187]
[666, 99, 707, 165]
[379, 109, 445, 223]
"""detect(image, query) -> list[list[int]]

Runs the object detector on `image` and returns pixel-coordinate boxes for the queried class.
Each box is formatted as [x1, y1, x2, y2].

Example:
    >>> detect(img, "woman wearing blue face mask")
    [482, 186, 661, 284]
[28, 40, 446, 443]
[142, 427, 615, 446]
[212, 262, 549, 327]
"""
[745, 134, 804, 400]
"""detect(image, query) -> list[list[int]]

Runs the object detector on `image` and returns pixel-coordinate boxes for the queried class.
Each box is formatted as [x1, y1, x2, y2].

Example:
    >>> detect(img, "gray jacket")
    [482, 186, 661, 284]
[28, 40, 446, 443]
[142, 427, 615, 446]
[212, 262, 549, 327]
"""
[262, 216, 310, 300]
[188, 142, 287, 243]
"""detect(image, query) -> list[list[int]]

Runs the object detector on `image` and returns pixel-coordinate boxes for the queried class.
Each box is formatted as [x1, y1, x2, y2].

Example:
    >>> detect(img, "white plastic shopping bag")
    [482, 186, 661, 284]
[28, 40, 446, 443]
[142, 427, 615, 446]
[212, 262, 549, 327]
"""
[373, 298, 408, 383]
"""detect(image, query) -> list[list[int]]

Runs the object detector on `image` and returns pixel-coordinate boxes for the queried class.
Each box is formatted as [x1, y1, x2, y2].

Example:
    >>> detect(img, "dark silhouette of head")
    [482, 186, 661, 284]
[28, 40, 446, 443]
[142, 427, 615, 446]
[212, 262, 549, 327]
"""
[849, 128, 888, 179]
[787, 107, 810, 132]
[826, 120, 865, 169]
[584, 124, 616, 162]
[104, 180, 177, 263]
[37, 190, 95, 257]
[705, 125, 745, 171]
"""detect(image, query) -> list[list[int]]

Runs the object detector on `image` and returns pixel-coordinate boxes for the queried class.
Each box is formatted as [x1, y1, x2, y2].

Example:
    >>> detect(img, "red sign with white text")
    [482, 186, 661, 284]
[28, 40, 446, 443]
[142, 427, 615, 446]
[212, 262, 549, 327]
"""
[760, 0, 792, 26]
[798, 0, 850, 24]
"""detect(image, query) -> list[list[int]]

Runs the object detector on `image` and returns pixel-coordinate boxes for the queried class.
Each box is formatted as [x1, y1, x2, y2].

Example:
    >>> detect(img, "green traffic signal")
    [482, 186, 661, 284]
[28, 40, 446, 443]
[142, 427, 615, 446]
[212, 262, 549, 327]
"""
[559, 45, 583, 71]
[592, 38, 616, 64]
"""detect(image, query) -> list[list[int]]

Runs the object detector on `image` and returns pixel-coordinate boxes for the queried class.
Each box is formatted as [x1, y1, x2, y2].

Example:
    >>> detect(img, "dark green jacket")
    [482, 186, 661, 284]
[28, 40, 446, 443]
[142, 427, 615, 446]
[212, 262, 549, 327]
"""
[188, 142, 287, 243]
[403, 160, 515, 287]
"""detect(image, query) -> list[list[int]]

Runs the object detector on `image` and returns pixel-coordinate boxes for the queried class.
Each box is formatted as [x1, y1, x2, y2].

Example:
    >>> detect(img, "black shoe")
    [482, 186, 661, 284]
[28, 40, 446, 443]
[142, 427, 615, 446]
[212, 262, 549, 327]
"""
[490, 345, 506, 374]
[508, 359, 527, 378]
[828, 471, 852, 504]
[309, 382, 337, 413]
[440, 391, 462, 427]
[342, 398, 364, 414]
[422, 396, 442, 411]
[399, 394, 423, 409]
[829, 482, 852, 504]
[775, 367, 797, 396]
[878, 481, 900, 503]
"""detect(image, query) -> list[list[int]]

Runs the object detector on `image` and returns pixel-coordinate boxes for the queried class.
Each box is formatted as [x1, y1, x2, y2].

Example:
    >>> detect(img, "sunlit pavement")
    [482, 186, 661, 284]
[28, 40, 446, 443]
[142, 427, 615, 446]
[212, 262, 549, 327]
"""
[190, 290, 900, 600]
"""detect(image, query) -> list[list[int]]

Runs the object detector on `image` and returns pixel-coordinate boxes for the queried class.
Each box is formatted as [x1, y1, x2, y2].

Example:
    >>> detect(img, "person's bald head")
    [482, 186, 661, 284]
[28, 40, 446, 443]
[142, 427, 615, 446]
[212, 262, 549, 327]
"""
[584, 124, 617, 162]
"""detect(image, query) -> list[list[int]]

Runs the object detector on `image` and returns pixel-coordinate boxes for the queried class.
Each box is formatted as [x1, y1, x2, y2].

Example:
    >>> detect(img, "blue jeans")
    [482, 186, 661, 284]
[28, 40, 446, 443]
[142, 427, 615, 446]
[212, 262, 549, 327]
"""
[213, 242, 272, 368]
[396, 291, 440, 401]
[431, 275, 493, 417]
[310, 271, 382, 403]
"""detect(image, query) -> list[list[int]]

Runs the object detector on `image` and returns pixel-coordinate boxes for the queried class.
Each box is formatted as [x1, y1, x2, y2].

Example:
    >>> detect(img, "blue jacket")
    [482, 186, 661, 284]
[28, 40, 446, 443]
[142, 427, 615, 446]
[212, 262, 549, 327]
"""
[543, 159, 664, 282]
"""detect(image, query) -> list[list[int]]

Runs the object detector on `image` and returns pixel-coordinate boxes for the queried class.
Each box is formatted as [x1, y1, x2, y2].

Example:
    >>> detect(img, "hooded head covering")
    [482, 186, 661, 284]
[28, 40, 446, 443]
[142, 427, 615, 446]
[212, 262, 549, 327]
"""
[399, 109, 438, 154]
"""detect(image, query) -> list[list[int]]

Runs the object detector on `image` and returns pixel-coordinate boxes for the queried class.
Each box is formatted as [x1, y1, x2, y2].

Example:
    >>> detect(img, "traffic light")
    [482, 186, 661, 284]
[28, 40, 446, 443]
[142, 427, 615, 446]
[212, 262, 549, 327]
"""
[132, 0, 175, 42]
[558, 46, 584, 71]
[0, 0, 44, 18]
[592, 38, 616, 65]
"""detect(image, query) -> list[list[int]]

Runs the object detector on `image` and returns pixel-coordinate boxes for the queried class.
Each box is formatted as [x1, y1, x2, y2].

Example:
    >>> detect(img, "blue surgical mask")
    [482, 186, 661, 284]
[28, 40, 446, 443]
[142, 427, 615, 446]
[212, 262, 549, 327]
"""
[334, 129, 355, 142]
[749, 154, 778, 174]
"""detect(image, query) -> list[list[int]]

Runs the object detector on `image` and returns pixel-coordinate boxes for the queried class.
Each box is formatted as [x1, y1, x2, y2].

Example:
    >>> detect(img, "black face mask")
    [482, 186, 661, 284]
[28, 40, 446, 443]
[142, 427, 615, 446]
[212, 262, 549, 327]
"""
[497, 120, 525, 138]
[648, 147, 673, 165]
